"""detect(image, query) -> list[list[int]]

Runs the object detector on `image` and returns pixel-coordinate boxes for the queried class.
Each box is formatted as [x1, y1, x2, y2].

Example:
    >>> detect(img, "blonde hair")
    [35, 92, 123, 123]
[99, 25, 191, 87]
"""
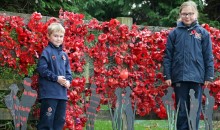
[47, 23, 65, 36]
[178, 0, 199, 21]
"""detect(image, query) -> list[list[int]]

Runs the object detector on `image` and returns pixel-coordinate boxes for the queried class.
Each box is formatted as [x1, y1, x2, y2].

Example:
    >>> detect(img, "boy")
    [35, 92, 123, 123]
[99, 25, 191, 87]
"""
[37, 22, 72, 130]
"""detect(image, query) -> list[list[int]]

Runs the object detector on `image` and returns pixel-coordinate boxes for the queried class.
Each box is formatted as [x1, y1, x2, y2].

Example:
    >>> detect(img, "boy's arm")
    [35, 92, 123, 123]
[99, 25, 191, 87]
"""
[37, 55, 58, 82]
[63, 55, 72, 89]
[65, 55, 73, 82]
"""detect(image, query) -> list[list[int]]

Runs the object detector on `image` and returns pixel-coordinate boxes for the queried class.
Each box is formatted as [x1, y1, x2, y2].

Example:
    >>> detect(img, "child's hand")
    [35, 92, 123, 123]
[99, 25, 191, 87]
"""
[63, 80, 70, 89]
[204, 81, 211, 86]
[165, 79, 172, 86]
[57, 76, 66, 85]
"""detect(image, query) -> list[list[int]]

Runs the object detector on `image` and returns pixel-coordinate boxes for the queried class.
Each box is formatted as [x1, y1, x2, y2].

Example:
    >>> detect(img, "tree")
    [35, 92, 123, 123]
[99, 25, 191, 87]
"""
[0, 0, 219, 28]
[77, 0, 219, 27]
[0, 0, 92, 18]
[203, 0, 220, 27]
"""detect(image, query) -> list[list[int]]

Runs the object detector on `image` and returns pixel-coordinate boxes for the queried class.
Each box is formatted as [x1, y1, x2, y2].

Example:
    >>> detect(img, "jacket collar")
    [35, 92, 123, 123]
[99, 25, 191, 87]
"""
[48, 42, 63, 51]
[177, 20, 199, 30]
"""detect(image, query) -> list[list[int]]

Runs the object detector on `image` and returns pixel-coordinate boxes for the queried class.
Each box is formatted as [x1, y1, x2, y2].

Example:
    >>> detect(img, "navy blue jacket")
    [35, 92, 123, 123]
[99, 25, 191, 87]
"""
[37, 42, 72, 100]
[163, 21, 214, 84]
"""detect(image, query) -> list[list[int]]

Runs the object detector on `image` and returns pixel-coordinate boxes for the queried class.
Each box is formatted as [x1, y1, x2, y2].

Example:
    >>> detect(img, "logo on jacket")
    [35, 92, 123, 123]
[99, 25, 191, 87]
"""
[46, 107, 53, 116]
[62, 55, 66, 60]
[190, 30, 201, 40]
[52, 55, 56, 60]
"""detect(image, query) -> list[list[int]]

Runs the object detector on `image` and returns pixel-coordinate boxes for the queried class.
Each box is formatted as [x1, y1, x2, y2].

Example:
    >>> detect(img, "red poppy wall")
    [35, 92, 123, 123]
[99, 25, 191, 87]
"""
[0, 9, 220, 130]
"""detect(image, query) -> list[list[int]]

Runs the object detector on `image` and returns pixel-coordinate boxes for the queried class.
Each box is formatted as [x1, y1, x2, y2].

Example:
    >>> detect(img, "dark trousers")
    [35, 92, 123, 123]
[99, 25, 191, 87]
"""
[174, 82, 202, 130]
[37, 99, 67, 130]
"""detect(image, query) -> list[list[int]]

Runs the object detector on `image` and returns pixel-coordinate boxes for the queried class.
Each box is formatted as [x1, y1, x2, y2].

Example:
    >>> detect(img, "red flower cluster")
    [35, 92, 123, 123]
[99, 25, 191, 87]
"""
[87, 18, 172, 118]
[202, 24, 220, 107]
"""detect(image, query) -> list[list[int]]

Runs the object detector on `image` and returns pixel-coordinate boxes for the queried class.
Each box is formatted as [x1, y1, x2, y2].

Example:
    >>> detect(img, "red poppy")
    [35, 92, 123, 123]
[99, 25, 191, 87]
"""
[98, 33, 107, 44]
[190, 30, 197, 35]
[119, 69, 129, 80]
[52, 55, 56, 60]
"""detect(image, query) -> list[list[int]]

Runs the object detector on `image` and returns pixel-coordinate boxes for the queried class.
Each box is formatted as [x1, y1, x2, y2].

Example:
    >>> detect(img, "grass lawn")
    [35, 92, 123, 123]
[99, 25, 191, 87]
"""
[86, 120, 167, 130]
[85, 120, 218, 130]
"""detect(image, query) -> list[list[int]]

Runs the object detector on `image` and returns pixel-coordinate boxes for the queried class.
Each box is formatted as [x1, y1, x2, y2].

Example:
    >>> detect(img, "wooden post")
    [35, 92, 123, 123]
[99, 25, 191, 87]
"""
[116, 18, 133, 130]
[84, 62, 89, 83]
[116, 17, 133, 29]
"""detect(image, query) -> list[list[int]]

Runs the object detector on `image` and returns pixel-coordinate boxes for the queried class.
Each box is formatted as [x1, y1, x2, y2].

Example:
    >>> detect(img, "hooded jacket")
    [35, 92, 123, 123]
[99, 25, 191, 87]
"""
[37, 42, 72, 100]
[163, 21, 214, 83]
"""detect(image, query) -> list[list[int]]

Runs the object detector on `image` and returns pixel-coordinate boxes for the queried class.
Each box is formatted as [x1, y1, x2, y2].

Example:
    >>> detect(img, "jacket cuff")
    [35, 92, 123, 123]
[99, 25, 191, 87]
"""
[163, 75, 171, 80]
[205, 76, 214, 81]
[53, 76, 58, 82]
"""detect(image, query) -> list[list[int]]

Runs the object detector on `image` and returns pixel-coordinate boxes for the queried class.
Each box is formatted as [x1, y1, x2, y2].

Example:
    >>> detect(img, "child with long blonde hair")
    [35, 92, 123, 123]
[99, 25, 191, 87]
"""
[163, 1, 214, 130]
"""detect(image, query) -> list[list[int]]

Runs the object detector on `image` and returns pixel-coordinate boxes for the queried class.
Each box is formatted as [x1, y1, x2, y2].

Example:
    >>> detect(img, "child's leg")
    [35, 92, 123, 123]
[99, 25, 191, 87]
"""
[53, 100, 67, 130]
[174, 82, 190, 130]
[174, 82, 202, 130]
[190, 83, 202, 130]
[37, 98, 58, 130]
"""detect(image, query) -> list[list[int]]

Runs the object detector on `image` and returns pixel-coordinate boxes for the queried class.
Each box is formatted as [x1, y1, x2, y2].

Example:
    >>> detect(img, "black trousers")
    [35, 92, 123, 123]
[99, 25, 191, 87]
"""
[173, 82, 202, 130]
[37, 99, 67, 130]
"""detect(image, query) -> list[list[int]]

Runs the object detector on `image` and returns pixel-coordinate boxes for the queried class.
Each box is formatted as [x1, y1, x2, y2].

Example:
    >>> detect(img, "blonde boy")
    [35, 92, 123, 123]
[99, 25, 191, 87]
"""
[37, 23, 72, 130]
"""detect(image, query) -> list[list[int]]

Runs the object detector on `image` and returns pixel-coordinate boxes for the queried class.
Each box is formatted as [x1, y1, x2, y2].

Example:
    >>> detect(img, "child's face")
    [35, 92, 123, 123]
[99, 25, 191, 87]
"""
[47, 31, 65, 47]
[180, 6, 197, 26]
